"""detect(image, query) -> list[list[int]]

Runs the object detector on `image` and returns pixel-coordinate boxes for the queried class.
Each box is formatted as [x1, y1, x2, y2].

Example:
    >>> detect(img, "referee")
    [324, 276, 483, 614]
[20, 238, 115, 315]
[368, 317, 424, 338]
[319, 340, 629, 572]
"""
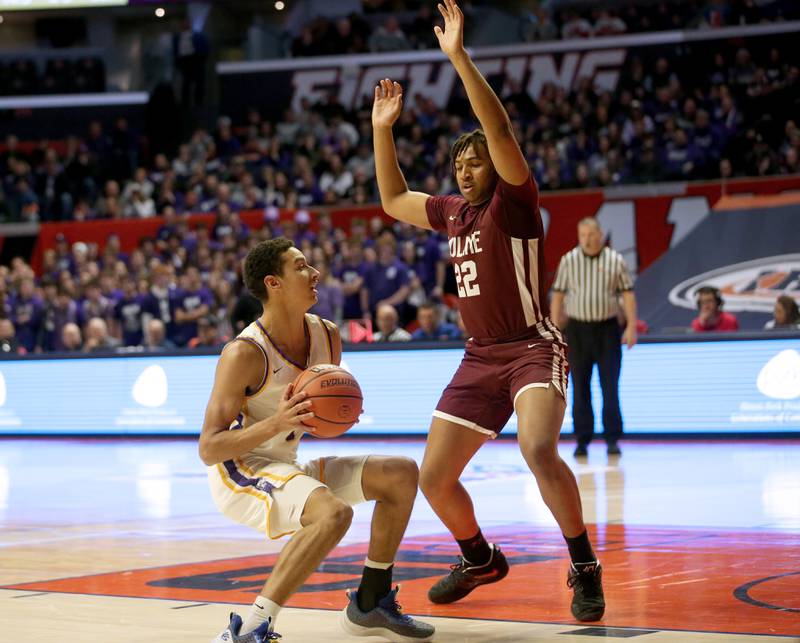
[550, 217, 637, 457]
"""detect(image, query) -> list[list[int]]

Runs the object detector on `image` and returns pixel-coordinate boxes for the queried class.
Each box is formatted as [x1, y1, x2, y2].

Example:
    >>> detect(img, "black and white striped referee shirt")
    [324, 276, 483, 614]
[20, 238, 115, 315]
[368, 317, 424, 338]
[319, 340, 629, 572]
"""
[551, 246, 634, 322]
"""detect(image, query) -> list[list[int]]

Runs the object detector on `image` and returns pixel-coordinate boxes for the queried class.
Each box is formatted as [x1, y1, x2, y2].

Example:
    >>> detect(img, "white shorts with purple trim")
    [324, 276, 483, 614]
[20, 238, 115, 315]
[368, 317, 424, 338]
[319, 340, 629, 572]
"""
[208, 454, 368, 539]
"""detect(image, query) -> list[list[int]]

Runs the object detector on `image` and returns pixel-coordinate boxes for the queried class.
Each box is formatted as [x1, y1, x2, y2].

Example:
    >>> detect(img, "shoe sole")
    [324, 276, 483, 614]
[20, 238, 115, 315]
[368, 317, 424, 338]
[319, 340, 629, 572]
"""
[574, 607, 606, 622]
[427, 564, 510, 604]
[339, 608, 434, 642]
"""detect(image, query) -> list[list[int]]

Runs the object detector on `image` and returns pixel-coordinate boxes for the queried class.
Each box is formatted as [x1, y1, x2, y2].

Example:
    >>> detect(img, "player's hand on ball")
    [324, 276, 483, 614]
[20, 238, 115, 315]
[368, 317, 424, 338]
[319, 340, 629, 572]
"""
[273, 383, 316, 433]
[372, 79, 403, 129]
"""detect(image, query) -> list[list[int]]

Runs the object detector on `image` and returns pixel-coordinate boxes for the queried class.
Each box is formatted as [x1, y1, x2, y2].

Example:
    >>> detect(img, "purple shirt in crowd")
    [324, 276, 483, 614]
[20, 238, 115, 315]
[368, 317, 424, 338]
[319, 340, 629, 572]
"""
[363, 259, 410, 314]
[115, 294, 146, 346]
[172, 287, 213, 346]
[11, 295, 44, 352]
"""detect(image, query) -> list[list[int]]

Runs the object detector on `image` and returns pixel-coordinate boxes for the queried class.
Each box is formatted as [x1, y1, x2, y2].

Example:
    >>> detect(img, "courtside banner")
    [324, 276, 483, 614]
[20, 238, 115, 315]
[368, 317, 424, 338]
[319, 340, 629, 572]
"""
[0, 337, 798, 435]
[217, 23, 799, 124]
[634, 203, 800, 330]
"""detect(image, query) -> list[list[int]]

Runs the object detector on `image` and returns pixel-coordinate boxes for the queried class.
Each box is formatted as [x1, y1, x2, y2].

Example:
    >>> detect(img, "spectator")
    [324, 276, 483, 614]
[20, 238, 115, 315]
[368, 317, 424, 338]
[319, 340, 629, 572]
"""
[309, 260, 344, 326]
[764, 295, 800, 330]
[690, 286, 739, 332]
[361, 236, 410, 319]
[373, 303, 411, 342]
[399, 240, 428, 314]
[593, 9, 627, 36]
[50, 287, 80, 351]
[336, 240, 368, 320]
[319, 155, 354, 198]
[61, 322, 83, 352]
[35, 149, 71, 221]
[173, 19, 210, 106]
[406, 5, 439, 49]
[38, 278, 61, 352]
[144, 318, 176, 351]
[173, 266, 213, 347]
[83, 317, 121, 352]
[561, 11, 593, 38]
[122, 167, 154, 202]
[231, 288, 262, 336]
[0, 319, 24, 354]
[114, 277, 146, 347]
[124, 188, 157, 218]
[11, 277, 44, 353]
[522, 6, 558, 42]
[79, 279, 113, 327]
[188, 315, 227, 348]
[369, 16, 411, 52]
[410, 302, 461, 341]
[142, 265, 176, 342]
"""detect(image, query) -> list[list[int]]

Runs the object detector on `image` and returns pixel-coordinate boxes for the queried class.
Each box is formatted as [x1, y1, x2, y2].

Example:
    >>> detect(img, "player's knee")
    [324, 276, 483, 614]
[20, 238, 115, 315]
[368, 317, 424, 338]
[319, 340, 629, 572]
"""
[391, 456, 420, 496]
[520, 437, 558, 471]
[322, 498, 354, 533]
[419, 465, 448, 501]
[374, 457, 419, 502]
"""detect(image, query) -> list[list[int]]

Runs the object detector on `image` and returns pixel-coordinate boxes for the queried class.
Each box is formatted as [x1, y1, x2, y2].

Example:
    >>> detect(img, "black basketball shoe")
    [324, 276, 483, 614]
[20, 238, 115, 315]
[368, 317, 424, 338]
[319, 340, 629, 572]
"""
[567, 561, 605, 621]
[427, 543, 509, 604]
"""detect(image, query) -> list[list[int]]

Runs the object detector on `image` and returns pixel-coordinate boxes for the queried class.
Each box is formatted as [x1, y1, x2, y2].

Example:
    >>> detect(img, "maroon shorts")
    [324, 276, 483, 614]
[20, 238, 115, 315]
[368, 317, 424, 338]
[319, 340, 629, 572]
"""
[434, 333, 569, 437]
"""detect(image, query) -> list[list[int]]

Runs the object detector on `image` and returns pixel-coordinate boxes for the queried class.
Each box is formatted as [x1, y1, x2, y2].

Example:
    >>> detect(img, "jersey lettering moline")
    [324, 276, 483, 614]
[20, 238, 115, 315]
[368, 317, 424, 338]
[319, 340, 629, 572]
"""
[426, 174, 548, 342]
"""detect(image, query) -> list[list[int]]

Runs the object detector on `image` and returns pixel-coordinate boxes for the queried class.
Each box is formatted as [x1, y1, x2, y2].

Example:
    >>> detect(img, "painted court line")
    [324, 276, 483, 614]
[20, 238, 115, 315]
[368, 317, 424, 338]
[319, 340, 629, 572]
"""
[660, 578, 709, 587]
[616, 568, 703, 586]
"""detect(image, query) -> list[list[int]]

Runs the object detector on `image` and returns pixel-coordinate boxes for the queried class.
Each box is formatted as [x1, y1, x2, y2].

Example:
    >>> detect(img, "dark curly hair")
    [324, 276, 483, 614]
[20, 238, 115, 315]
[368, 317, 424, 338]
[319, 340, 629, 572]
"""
[450, 129, 491, 172]
[244, 237, 294, 302]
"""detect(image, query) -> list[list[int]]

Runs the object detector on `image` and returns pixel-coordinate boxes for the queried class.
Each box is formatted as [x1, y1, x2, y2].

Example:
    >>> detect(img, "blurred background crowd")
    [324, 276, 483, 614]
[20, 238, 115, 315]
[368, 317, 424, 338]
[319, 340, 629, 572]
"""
[0, 0, 798, 354]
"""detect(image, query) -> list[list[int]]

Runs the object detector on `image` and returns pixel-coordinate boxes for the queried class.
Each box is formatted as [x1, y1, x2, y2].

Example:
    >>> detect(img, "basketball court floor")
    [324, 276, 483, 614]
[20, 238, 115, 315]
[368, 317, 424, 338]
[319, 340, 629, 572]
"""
[1, 437, 798, 642]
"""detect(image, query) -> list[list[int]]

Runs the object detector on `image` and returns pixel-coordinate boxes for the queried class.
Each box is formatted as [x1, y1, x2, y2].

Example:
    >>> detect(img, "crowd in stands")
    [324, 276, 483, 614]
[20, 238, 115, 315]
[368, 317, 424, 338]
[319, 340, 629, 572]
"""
[0, 205, 471, 354]
[0, 216, 796, 356]
[291, 0, 800, 58]
[1, 37, 797, 225]
[0, 57, 105, 96]
[0, 6, 798, 352]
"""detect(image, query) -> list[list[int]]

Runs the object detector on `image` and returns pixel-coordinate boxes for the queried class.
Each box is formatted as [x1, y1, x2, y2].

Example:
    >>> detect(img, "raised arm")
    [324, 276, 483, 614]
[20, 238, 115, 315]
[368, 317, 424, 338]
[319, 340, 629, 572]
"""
[435, 0, 529, 185]
[372, 79, 433, 230]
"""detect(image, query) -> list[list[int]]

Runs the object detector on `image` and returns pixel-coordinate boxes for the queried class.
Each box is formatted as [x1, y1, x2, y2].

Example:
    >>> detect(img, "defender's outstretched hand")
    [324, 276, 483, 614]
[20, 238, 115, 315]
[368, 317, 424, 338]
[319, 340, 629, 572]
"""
[434, 0, 466, 59]
[372, 79, 404, 129]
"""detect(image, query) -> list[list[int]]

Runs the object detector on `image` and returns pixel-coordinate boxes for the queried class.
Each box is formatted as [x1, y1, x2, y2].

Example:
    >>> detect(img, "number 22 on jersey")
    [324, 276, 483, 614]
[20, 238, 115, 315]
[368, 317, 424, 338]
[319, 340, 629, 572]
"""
[454, 260, 480, 298]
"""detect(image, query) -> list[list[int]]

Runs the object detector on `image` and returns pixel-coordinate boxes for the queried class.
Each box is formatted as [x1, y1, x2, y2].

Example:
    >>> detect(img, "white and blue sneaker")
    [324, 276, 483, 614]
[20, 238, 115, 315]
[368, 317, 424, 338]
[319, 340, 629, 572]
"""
[211, 613, 281, 642]
[339, 586, 435, 642]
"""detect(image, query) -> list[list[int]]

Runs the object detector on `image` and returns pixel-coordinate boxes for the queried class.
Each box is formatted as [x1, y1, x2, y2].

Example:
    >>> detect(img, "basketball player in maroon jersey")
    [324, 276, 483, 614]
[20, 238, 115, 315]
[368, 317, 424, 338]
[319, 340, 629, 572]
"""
[371, 0, 604, 621]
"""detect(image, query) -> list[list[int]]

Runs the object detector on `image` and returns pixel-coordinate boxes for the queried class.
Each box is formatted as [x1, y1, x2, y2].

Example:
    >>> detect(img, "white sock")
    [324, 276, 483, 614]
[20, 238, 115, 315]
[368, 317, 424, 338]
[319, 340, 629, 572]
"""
[364, 557, 394, 570]
[241, 596, 281, 635]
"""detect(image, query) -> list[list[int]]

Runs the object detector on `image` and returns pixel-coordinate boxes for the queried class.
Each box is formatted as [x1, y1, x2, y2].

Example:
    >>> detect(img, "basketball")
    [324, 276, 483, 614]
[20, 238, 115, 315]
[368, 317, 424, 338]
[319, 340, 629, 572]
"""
[292, 364, 363, 438]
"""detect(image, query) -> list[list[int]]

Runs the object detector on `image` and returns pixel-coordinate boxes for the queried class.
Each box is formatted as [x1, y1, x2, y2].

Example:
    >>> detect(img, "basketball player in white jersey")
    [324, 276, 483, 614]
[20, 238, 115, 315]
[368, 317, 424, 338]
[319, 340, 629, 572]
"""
[200, 238, 434, 642]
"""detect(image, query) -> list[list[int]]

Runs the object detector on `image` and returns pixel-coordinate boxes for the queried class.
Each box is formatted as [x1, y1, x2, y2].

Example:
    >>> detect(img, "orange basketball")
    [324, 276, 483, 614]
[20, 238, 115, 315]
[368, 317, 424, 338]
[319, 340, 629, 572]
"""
[292, 364, 363, 438]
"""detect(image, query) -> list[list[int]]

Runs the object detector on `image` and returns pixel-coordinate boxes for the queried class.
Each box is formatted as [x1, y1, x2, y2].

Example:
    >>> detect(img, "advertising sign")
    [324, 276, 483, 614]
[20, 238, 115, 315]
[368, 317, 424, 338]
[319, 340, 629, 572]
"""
[1, 338, 797, 435]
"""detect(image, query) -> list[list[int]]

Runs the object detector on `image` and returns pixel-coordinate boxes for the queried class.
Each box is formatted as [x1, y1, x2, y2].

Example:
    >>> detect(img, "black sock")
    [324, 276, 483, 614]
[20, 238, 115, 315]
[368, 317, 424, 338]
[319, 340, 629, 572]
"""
[357, 564, 393, 612]
[564, 530, 596, 565]
[457, 529, 492, 566]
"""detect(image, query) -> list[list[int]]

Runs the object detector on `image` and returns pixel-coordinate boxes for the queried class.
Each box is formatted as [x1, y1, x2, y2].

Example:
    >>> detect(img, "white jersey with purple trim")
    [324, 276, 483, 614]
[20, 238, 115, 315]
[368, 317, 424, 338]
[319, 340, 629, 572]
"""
[207, 313, 335, 538]
[233, 313, 334, 465]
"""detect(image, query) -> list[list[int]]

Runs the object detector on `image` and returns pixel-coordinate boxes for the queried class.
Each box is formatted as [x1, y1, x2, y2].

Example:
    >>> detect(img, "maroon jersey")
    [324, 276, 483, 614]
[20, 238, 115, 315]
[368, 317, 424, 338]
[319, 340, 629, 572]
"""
[426, 174, 549, 342]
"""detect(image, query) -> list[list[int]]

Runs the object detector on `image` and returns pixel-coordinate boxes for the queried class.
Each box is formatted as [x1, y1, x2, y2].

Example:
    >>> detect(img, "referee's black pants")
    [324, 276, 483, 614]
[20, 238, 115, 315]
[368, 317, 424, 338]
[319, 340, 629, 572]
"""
[565, 317, 623, 446]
